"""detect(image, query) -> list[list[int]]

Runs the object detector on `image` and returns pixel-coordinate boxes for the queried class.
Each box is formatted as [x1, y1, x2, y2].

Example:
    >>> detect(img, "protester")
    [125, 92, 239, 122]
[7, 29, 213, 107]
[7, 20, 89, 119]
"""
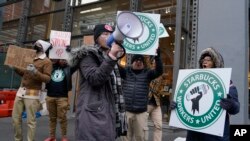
[148, 73, 168, 141]
[11, 40, 52, 141]
[44, 59, 77, 141]
[67, 24, 127, 141]
[170, 47, 240, 141]
[119, 52, 163, 141]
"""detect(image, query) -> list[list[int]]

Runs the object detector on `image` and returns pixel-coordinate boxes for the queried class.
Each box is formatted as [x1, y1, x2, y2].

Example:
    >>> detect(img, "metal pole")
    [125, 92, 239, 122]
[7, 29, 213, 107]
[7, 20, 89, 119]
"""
[127, 0, 141, 66]
[172, 0, 183, 95]
[62, 0, 74, 32]
[189, 0, 199, 68]
[16, 0, 31, 46]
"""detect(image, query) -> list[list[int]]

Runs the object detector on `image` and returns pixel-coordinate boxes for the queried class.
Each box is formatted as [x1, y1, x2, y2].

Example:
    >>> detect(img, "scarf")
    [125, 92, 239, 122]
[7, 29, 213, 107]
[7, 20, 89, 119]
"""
[110, 65, 127, 137]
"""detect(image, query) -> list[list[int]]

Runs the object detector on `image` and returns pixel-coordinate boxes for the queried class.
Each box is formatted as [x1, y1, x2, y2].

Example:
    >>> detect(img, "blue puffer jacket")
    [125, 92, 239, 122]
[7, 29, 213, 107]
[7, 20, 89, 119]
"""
[186, 47, 240, 141]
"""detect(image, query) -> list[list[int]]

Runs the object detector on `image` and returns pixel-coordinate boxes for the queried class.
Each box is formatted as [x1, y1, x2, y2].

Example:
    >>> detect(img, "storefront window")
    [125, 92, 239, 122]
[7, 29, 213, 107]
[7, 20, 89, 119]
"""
[0, 1, 23, 44]
[72, 0, 129, 36]
[0, 20, 19, 44]
[1, 1, 23, 22]
[141, 0, 176, 76]
[30, 0, 65, 15]
[26, 11, 64, 41]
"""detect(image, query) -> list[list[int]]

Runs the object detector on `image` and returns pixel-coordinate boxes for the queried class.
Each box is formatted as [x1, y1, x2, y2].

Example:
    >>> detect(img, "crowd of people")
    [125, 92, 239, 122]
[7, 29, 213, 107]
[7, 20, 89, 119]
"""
[7, 24, 240, 141]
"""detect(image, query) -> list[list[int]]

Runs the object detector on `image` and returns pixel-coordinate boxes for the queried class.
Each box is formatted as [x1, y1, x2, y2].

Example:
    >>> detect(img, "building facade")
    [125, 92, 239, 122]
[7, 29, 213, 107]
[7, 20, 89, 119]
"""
[0, 0, 249, 124]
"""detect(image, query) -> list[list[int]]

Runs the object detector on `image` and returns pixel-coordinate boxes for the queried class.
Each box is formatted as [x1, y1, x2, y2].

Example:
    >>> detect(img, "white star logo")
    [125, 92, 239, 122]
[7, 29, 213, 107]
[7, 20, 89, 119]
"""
[217, 92, 223, 97]
[179, 89, 183, 93]
[196, 119, 200, 124]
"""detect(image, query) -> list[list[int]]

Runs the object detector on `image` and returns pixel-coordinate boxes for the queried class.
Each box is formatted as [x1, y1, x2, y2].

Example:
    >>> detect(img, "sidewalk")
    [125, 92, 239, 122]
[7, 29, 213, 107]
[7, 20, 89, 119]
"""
[0, 115, 187, 141]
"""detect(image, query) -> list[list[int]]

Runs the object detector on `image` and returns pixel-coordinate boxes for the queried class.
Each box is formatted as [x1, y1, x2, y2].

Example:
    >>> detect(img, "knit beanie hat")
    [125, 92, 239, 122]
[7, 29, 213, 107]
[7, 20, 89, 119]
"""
[131, 54, 144, 64]
[93, 24, 113, 43]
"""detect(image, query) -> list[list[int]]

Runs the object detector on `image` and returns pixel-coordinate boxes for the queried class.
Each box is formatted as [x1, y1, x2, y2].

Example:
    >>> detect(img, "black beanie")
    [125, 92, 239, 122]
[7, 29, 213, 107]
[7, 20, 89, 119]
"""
[131, 54, 144, 64]
[94, 24, 113, 43]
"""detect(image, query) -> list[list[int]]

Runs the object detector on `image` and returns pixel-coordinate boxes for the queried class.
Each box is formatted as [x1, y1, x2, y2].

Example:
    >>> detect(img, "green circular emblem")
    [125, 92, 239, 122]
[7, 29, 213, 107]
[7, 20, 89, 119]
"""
[159, 26, 164, 36]
[51, 69, 65, 82]
[123, 14, 158, 52]
[175, 70, 226, 129]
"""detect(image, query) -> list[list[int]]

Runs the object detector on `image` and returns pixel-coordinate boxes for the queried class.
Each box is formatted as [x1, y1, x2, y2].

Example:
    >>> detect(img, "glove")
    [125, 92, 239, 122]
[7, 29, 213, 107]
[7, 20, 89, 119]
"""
[26, 64, 37, 74]
[220, 97, 234, 111]
[170, 101, 177, 110]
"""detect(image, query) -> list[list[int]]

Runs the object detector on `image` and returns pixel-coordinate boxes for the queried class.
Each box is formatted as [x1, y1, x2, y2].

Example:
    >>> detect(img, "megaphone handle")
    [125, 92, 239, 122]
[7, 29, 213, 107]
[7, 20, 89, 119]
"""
[115, 41, 126, 60]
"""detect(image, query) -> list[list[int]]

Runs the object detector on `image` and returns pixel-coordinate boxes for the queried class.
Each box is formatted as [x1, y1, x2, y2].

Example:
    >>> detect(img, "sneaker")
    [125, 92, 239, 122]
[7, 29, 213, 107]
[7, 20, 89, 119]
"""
[44, 137, 56, 141]
[61, 137, 68, 141]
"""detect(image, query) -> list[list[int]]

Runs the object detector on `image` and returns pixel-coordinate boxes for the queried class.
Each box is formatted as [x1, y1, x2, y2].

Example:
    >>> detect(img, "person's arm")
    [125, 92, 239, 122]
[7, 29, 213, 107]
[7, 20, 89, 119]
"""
[13, 66, 26, 76]
[148, 50, 163, 80]
[220, 84, 240, 115]
[80, 53, 117, 87]
[32, 60, 52, 83]
[226, 85, 240, 115]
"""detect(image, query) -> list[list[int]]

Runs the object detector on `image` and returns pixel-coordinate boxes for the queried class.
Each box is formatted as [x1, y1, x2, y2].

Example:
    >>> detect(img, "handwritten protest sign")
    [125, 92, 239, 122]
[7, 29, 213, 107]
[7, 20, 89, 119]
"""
[49, 30, 71, 59]
[4, 45, 36, 68]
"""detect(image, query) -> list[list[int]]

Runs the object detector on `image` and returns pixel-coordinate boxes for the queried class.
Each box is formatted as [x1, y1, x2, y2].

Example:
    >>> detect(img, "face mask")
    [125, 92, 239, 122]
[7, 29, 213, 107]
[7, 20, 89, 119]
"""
[34, 45, 43, 53]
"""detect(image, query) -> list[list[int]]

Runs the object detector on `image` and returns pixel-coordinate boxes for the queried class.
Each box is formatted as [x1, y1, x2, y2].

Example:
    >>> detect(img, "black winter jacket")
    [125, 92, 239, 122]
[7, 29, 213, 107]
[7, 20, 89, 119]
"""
[119, 56, 163, 113]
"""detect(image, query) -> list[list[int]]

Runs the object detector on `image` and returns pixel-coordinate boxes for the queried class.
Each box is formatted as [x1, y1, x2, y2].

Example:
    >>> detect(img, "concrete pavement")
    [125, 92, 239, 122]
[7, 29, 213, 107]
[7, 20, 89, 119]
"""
[0, 115, 187, 141]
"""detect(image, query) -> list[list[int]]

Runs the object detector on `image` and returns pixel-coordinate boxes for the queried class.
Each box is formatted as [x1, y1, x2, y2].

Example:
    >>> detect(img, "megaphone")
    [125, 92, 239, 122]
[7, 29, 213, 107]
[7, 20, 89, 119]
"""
[106, 11, 144, 58]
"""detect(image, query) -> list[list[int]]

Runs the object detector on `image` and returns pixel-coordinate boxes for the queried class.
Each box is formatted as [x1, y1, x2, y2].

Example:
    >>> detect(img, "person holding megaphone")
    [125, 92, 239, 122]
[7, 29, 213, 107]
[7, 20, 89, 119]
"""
[67, 24, 127, 141]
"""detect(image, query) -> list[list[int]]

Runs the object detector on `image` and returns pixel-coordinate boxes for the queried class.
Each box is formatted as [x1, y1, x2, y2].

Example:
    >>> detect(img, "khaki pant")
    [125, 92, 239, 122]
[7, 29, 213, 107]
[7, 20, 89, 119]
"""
[122, 111, 149, 141]
[12, 97, 41, 141]
[148, 105, 162, 141]
[46, 96, 68, 137]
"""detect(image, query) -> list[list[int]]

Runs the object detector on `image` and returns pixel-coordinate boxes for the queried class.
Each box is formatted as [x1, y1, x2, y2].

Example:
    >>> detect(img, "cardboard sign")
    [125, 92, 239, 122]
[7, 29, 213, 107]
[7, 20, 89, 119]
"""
[49, 30, 71, 59]
[4, 45, 36, 68]
[169, 68, 232, 137]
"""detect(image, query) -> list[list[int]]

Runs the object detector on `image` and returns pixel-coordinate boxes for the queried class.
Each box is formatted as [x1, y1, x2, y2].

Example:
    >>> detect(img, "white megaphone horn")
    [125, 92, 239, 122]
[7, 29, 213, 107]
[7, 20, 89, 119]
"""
[106, 11, 144, 47]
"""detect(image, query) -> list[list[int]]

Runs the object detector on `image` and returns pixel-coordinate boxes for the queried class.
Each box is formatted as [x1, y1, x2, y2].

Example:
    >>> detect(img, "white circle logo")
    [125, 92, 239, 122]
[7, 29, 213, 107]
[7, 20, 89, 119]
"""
[123, 14, 158, 53]
[175, 70, 226, 129]
[51, 69, 65, 82]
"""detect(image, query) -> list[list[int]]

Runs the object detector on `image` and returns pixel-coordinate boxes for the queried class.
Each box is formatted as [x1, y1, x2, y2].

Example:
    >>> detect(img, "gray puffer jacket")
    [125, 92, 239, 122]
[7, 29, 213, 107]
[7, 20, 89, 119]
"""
[68, 45, 117, 141]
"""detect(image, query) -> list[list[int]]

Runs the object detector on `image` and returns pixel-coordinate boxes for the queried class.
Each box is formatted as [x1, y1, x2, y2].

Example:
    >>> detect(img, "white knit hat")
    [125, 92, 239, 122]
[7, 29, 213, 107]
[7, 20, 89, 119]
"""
[35, 40, 51, 52]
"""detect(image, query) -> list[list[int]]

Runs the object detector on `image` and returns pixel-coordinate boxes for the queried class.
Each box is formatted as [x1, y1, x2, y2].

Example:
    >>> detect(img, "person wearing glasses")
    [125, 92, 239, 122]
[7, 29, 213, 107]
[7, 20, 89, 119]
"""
[170, 47, 240, 141]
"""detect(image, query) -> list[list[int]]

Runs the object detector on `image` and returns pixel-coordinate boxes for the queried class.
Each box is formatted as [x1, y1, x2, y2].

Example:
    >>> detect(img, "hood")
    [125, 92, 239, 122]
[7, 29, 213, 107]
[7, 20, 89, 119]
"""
[198, 47, 224, 68]
[35, 40, 51, 52]
[67, 44, 100, 68]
